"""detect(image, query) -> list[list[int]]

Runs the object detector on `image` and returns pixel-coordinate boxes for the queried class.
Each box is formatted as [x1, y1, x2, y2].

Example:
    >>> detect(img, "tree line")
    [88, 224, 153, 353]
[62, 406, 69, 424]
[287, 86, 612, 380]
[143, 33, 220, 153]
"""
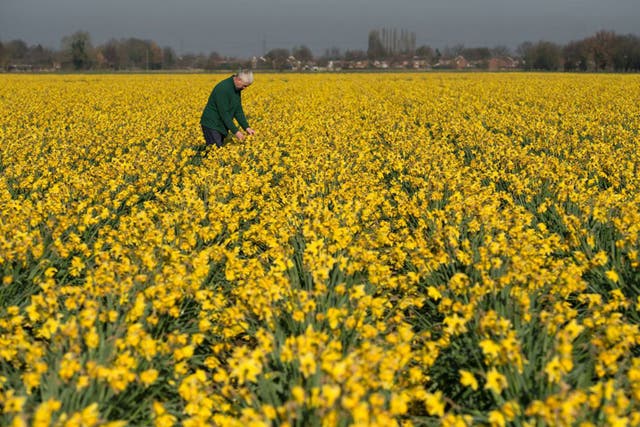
[1, 29, 639, 72]
[521, 31, 640, 71]
[366, 28, 640, 71]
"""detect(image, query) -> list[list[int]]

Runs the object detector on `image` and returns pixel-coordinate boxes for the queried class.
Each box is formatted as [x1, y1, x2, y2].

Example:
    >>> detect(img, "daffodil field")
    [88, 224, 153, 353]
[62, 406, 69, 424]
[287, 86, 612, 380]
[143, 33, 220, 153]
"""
[1, 72, 640, 427]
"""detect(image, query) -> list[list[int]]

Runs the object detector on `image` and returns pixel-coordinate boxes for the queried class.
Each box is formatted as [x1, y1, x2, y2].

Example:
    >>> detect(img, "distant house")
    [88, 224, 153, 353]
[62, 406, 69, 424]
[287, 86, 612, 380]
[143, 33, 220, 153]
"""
[488, 56, 518, 71]
[434, 55, 469, 69]
[7, 64, 33, 72]
[453, 55, 469, 69]
[411, 58, 431, 69]
[327, 60, 344, 71]
[288, 56, 302, 71]
[372, 60, 389, 69]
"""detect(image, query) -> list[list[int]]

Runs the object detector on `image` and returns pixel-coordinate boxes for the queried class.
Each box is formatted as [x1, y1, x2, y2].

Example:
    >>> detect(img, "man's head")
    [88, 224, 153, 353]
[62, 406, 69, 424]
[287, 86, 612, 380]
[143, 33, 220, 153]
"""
[233, 69, 254, 90]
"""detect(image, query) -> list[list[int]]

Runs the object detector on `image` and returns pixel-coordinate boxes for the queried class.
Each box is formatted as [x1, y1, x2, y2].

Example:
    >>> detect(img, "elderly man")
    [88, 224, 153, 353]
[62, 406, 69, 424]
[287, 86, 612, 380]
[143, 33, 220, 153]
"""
[200, 69, 256, 148]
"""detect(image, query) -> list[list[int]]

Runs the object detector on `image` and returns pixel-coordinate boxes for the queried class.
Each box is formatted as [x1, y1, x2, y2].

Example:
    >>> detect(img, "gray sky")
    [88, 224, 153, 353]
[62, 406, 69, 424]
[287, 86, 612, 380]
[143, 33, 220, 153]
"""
[1, 0, 638, 57]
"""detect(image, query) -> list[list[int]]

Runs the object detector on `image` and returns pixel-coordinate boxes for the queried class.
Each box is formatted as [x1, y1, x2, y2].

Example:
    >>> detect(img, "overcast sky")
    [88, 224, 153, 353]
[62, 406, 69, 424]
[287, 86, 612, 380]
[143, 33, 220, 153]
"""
[1, 0, 638, 57]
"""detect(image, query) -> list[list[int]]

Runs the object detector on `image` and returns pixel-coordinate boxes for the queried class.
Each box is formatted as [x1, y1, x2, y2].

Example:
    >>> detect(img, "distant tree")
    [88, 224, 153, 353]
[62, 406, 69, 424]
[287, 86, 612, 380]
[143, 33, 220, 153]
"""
[612, 34, 640, 71]
[147, 41, 163, 69]
[535, 41, 562, 70]
[516, 42, 532, 60]
[367, 27, 416, 59]
[587, 30, 617, 71]
[100, 39, 118, 69]
[563, 39, 591, 71]
[344, 49, 367, 61]
[122, 38, 151, 69]
[611, 33, 640, 71]
[204, 51, 222, 70]
[162, 46, 177, 69]
[443, 44, 465, 59]
[96, 38, 163, 70]
[265, 48, 290, 70]
[462, 47, 491, 61]
[5, 39, 29, 62]
[518, 42, 533, 69]
[519, 40, 562, 70]
[381, 28, 390, 55]
[324, 46, 341, 60]
[317, 46, 341, 67]
[292, 45, 314, 63]
[215, 56, 246, 70]
[176, 53, 207, 69]
[460, 47, 491, 69]
[62, 31, 94, 70]
[415, 45, 434, 61]
[27, 44, 55, 69]
[629, 35, 640, 71]
[0, 39, 55, 70]
[403, 29, 417, 55]
[367, 30, 385, 59]
[490, 45, 512, 57]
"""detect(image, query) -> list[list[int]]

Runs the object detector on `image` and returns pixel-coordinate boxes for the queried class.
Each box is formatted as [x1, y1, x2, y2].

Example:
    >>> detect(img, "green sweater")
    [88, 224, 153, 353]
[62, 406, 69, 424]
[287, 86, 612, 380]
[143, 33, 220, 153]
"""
[200, 76, 250, 134]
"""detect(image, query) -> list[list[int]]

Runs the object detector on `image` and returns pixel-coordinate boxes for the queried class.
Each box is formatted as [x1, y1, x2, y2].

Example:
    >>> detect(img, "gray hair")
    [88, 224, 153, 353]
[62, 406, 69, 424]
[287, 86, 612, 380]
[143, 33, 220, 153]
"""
[237, 69, 254, 84]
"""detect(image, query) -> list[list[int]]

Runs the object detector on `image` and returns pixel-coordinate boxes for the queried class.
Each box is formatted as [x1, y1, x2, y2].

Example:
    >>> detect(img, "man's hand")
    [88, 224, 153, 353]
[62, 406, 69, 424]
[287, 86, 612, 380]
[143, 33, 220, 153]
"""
[235, 130, 246, 142]
[246, 127, 256, 136]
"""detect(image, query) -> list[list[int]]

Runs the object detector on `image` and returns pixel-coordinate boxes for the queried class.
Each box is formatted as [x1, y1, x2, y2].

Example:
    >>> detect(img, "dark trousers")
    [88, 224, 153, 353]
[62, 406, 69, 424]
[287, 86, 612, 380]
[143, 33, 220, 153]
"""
[201, 125, 226, 148]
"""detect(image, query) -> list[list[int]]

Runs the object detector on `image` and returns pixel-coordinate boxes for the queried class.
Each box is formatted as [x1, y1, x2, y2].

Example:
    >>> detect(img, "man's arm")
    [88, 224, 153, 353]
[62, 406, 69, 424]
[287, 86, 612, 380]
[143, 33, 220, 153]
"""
[214, 92, 239, 134]
[234, 104, 255, 139]
[235, 105, 250, 131]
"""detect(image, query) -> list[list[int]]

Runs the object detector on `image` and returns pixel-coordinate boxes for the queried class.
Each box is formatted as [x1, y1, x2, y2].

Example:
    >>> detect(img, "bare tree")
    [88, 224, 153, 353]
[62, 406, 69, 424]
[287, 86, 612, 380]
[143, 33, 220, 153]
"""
[415, 45, 435, 64]
[265, 48, 290, 70]
[563, 39, 591, 71]
[27, 44, 55, 69]
[490, 45, 512, 58]
[588, 30, 617, 71]
[317, 46, 341, 67]
[3, 39, 29, 68]
[62, 31, 94, 70]
[519, 40, 562, 70]
[292, 45, 314, 63]
[324, 46, 341, 60]
[175, 53, 207, 69]
[344, 50, 367, 61]
[367, 30, 385, 59]
[100, 39, 121, 69]
[162, 46, 177, 69]
[611, 34, 640, 71]
[204, 51, 222, 70]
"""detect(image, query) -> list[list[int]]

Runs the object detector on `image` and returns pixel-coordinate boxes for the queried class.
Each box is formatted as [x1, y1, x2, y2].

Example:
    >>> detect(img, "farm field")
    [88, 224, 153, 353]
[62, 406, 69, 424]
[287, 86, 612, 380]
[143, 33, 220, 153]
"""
[1, 72, 640, 426]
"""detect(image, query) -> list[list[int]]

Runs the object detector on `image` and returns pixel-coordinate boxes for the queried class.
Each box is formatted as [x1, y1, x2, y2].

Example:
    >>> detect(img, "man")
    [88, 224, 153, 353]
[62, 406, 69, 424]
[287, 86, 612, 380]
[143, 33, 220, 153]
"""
[200, 69, 256, 148]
